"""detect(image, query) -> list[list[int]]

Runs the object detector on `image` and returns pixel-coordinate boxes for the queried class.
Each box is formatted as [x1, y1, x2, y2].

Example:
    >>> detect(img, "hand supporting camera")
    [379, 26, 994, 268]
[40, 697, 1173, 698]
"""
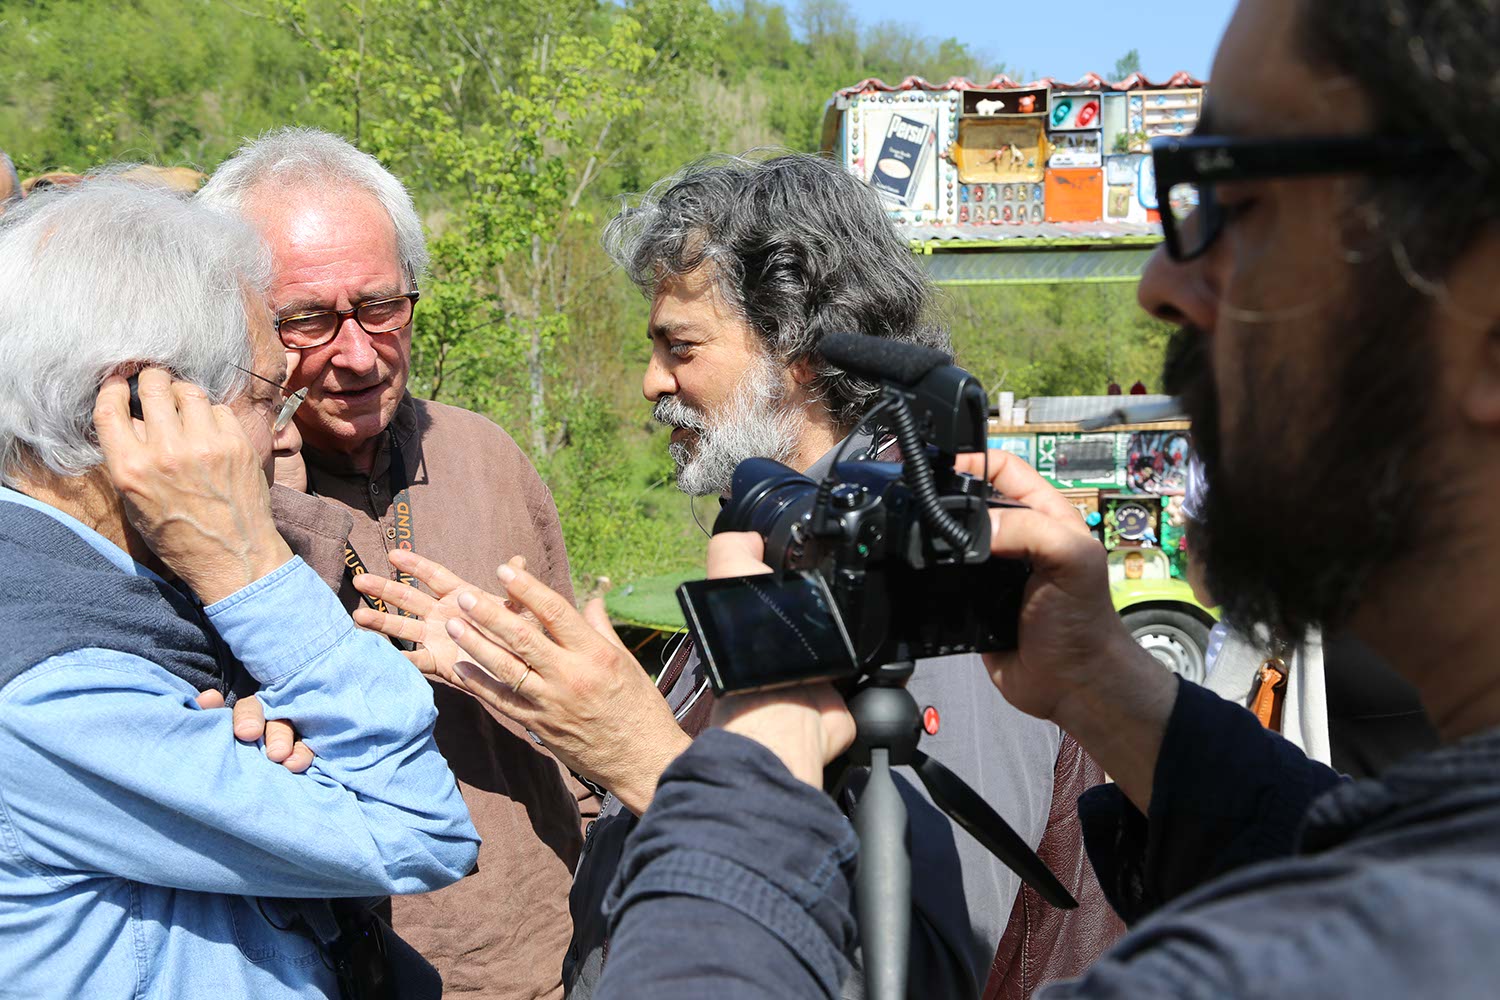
[956, 450, 1176, 813]
[704, 448, 1175, 814]
[704, 533, 857, 788]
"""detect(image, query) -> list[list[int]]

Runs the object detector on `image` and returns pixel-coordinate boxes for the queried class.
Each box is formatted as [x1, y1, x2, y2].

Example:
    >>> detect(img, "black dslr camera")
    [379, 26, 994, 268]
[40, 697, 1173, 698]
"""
[676, 332, 1029, 694]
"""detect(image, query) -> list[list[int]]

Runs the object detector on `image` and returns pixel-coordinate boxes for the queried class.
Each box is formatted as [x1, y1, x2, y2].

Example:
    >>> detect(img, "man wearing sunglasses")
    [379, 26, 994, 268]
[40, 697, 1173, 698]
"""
[566, 1, 1500, 997]
[199, 128, 587, 1000]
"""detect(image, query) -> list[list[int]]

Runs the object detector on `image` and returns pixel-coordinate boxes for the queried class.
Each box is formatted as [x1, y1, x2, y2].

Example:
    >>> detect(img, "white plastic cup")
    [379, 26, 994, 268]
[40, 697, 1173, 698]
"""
[1011, 405, 1027, 426]
[997, 391, 1015, 420]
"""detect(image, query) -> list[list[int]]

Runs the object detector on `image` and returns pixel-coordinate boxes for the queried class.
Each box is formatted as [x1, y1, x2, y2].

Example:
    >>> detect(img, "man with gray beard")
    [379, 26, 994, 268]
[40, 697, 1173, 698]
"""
[651, 349, 803, 497]
[358, 153, 1124, 998]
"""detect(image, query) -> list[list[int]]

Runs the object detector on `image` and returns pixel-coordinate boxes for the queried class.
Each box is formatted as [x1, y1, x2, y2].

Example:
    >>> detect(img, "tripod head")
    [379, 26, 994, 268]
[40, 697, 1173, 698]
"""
[833, 659, 1076, 1000]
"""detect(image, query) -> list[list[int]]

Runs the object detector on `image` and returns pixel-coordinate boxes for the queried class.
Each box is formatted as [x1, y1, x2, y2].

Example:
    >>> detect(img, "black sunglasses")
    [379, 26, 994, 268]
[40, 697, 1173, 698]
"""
[1152, 134, 1449, 262]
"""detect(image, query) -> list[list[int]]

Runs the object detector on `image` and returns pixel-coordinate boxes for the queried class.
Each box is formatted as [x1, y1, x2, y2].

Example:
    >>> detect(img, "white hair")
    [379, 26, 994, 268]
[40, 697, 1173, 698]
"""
[0, 177, 270, 486]
[0, 151, 18, 206]
[198, 127, 428, 283]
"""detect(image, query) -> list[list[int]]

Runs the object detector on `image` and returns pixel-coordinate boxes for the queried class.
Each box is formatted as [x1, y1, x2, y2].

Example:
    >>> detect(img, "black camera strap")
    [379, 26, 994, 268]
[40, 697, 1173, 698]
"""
[329, 428, 419, 651]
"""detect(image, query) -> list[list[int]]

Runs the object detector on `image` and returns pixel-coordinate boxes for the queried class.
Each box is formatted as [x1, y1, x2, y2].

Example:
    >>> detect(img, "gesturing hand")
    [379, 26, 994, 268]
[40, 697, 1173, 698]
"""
[356, 549, 688, 815]
[94, 369, 292, 605]
[351, 551, 528, 683]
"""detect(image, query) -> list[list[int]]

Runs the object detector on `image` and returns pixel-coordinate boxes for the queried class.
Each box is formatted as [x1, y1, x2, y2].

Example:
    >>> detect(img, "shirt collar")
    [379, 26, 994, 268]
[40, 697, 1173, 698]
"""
[803, 428, 879, 484]
[302, 391, 420, 481]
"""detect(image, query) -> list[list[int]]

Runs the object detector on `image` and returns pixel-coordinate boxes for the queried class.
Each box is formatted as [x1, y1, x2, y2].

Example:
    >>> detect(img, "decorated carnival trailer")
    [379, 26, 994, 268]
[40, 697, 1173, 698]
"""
[819, 72, 1206, 285]
[988, 395, 1218, 681]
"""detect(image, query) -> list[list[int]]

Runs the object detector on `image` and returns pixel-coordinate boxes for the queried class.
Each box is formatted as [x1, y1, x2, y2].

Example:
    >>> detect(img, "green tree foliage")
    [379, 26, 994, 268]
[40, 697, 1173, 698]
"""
[942, 283, 1168, 399]
[1113, 48, 1143, 81]
[0, 0, 324, 173]
[0, 0, 1166, 589]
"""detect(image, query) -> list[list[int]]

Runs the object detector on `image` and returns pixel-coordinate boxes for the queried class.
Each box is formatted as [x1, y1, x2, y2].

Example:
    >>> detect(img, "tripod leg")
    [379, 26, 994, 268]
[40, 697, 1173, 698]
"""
[854, 746, 910, 1000]
[910, 749, 1077, 910]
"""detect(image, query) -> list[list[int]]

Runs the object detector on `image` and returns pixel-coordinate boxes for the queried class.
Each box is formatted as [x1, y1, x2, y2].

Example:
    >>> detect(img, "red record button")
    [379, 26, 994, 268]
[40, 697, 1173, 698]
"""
[922, 706, 941, 735]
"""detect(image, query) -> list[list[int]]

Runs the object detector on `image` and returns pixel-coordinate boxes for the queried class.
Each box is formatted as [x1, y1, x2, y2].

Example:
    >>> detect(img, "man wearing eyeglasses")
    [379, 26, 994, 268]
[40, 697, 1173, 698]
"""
[199, 128, 587, 1000]
[0, 177, 479, 1000]
[568, 1, 1500, 997]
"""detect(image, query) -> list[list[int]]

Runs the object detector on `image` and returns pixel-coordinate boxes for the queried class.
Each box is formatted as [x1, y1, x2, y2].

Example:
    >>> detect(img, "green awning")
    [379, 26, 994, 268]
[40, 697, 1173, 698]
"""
[917, 245, 1158, 285]
[606, 571, 694, 632]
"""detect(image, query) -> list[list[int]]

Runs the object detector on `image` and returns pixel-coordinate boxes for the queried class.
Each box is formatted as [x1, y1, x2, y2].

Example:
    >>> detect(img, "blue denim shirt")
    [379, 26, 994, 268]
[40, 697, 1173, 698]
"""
[0, 488, 480, 999]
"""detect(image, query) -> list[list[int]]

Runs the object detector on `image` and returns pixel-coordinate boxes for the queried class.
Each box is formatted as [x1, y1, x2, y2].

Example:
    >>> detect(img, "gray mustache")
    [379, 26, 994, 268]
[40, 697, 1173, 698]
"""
[652, 395, 706, 433]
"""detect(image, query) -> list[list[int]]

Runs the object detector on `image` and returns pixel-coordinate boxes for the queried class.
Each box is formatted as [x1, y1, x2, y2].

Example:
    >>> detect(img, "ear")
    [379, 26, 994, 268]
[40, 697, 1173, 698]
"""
[790, 355, 819, 387]
[1449, 227, 1500, 428]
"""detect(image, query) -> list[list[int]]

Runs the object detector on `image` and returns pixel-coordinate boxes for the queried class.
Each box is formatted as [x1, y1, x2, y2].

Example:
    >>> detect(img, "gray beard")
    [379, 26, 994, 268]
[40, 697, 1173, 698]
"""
[654, 356, 802, 497]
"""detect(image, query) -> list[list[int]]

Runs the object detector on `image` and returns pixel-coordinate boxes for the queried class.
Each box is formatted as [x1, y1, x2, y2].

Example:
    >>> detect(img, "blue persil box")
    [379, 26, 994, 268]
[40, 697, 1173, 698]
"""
[869, 114, 933, 207]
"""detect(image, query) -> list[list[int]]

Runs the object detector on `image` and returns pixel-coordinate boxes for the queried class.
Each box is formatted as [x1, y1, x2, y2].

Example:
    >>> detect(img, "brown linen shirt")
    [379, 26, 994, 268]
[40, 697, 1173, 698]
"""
[272, 393, 582, 999]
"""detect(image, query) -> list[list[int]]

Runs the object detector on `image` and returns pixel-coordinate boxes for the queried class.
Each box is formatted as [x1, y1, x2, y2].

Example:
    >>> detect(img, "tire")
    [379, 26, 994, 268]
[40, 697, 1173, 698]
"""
[1121, 608, 1211, 685]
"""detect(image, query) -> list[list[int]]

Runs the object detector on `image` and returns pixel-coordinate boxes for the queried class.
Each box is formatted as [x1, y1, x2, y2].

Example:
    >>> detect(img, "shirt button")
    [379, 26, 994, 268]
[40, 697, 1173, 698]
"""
[370, 482, 382, 496]
[385, 526, 398, 540]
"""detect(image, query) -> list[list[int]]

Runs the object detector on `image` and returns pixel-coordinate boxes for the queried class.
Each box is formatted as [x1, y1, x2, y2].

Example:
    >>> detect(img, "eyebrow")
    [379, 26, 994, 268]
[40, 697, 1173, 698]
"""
[277, 286, 406, 316]
[648, 320, 694, 341]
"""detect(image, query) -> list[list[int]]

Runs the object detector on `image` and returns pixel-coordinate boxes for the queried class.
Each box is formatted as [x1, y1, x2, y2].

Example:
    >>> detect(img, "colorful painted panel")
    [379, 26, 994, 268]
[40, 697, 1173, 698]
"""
[1048, 92, 1102, 131]
[1049, 130, 1102, 169]
[1044, 168, 1105, 222]
[959, 181, 1045, 225]
[845, 92, 960, 222]
[1036, 432, 1124, 489]
[1124, 429, 1192, 495]
[954, 117, 1048, 184]
[1104, 153, 1151, 223]
[1104, 493, 1164, 549]
[1130, 88, 1203, 141]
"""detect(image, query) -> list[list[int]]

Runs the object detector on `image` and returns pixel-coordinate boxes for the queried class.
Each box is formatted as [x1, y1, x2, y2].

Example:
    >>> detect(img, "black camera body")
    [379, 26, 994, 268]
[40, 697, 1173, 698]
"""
[678, 333, 1030, 694]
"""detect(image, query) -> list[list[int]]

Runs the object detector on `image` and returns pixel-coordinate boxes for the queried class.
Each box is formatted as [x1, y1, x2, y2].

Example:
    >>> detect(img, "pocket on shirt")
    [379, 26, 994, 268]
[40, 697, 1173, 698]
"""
[226, 896, 328, 968]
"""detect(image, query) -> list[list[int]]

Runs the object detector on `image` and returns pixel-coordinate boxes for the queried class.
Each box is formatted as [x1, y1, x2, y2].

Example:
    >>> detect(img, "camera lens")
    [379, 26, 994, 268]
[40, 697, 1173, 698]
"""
[714, 458, 821, 567]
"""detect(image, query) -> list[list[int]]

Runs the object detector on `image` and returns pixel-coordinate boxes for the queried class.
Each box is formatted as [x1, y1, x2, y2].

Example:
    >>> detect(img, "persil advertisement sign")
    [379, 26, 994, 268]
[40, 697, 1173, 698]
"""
[869, 114, 934, 207]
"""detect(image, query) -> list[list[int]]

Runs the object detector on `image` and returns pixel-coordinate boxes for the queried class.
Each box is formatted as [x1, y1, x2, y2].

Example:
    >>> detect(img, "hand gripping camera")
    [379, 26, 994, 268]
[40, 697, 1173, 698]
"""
[675, 333, 1073, 1000]
[676, 331, 1030, 694]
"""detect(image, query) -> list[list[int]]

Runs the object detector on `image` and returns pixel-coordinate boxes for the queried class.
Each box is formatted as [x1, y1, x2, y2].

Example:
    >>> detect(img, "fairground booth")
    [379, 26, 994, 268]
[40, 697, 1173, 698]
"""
[818, 71, 1205, 285]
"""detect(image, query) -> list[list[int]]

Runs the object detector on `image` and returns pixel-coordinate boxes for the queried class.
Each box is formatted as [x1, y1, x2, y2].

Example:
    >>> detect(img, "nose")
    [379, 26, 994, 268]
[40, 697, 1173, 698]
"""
[274, 416, 303, 457]
[1137, 244, 1217, 332]
[327, 313, 379, 375]
[642, 346, 676, 403]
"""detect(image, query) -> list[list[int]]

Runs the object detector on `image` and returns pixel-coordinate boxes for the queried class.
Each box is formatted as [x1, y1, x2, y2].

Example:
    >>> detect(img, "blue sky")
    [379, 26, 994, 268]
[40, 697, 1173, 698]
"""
[844, 1, 1238, 83]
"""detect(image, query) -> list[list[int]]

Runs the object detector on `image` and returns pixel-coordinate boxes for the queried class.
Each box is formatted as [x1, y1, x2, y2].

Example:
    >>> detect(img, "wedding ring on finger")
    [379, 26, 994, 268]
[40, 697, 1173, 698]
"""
[511, 666, 535, 698]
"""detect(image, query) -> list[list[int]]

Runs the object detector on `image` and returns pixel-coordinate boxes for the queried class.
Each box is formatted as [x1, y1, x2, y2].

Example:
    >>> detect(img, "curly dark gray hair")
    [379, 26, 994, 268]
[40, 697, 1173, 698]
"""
[602, 152, 949, 430]
[1299, 0, 1500, 276]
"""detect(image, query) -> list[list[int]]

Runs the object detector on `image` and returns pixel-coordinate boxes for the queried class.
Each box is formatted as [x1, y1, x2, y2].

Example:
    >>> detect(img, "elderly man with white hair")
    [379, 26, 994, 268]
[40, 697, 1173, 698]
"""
[199, 129, 597, 999]
[0, 178, 478, 999]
